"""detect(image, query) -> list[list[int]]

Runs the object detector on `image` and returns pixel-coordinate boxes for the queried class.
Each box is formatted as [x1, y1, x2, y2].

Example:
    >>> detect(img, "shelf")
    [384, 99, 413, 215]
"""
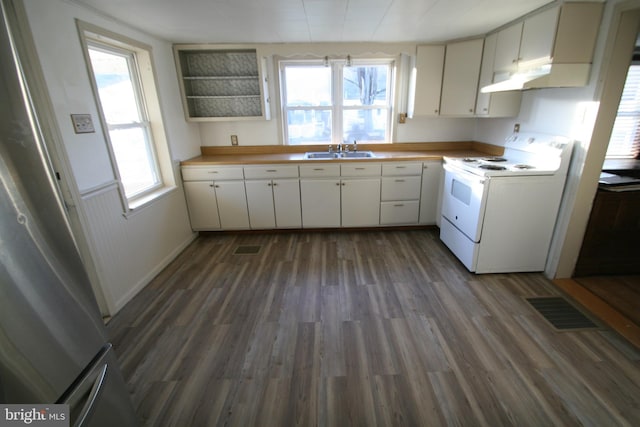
[174, 46, 268, 121]
[186, 95, 261, 99]
[183, 76, 258, 80]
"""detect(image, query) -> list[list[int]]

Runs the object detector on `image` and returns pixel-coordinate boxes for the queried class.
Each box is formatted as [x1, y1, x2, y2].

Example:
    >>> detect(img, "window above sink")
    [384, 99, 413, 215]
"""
[280, 58, 394, 146]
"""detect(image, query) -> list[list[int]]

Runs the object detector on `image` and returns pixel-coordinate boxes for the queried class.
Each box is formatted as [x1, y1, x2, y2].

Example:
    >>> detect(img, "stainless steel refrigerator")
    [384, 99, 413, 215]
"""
[0, 1, 138, 425]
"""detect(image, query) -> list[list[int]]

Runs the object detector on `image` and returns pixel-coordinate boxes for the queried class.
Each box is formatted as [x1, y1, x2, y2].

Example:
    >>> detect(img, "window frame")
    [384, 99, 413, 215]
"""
[78, 21, 176, 213]
[279, 57, 395, 146]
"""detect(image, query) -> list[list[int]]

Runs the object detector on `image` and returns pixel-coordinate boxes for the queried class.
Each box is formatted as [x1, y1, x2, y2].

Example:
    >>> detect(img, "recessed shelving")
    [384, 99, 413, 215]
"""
[174, 46, 269, 121]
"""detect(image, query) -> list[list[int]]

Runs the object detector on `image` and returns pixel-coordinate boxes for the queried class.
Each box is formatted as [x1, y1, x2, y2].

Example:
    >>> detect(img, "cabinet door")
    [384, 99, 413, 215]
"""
[494, 22, 523, 74]
[183, 181, 220, 230]
[245, 180, 276, 229]
[419, 161, 443, 225]
[476, 33, 522, 117]
[273, 179, 302, 228]
[214, 181, 250, 229]
[341, 178, 381, 227]
[413, 45, 445, 116]
[519, 6, 559, 66]
[440, 39, 483, 116]
[300, 179, 341, 228]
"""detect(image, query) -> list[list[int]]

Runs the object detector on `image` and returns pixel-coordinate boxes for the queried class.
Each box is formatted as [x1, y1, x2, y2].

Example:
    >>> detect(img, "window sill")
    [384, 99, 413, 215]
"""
[124, 186, 177, 218]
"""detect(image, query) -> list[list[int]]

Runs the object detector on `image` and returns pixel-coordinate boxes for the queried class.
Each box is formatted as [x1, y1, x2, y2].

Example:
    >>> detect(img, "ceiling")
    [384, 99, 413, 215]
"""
[70, 0, 557, 44]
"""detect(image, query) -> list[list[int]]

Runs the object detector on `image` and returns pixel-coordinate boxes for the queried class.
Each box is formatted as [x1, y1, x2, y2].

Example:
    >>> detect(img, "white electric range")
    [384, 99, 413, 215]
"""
[440, 133, 573, 273]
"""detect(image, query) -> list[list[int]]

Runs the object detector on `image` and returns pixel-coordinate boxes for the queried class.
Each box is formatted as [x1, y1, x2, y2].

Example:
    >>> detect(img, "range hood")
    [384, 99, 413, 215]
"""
[481, 63, 592, 93]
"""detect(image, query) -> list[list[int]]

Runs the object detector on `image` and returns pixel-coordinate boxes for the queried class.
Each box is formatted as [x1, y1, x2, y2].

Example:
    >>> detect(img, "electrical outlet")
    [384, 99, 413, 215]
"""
[514, 123, 520, 133]
[231, 135, 238, 146]
[398, 113, 407, 124]
[71, 114, 95, 134]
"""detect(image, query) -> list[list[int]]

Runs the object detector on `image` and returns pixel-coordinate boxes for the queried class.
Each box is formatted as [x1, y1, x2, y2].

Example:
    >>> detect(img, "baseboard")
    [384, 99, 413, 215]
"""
[112, 232, 198, 314]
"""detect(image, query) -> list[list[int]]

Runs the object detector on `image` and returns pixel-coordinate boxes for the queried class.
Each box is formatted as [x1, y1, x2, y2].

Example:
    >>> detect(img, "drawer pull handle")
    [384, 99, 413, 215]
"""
[208, 171, 219, 174]
[266, 169, 277, 172]
[395, 166, 406, 169]
[313, 168, 324, 171]
[355, 167, 365, 170]
[394, 204, 404, 207]
[395, 179, 405, 182]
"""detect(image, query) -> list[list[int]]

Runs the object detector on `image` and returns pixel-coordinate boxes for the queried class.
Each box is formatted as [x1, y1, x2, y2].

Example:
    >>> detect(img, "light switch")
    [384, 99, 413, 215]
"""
[71, 114, 95, 134]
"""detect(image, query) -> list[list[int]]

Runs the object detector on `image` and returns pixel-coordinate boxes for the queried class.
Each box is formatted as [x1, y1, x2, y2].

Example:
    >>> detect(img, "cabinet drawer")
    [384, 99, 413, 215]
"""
[340, 163, 381, 177]
[382, 162, 422, 176]
[299, 164, 341, 177]
[381, 176, 422, 201]
[182, 166, 244, 181]
[244, 165, 299, 179]
[380, 201, 420, 225]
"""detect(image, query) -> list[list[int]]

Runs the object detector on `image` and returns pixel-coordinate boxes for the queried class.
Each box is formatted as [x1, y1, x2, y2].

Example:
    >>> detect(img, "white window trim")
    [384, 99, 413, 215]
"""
[77, 21, 176, 214]
[278, 57, 396, 146]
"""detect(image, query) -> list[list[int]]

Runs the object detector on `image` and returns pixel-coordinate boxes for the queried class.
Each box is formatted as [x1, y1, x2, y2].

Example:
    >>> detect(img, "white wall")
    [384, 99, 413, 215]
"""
[22, 0, 201, 314]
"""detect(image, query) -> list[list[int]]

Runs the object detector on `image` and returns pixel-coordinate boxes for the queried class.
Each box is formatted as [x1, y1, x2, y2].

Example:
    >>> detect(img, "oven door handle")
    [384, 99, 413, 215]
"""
[443, 163, 488, 184]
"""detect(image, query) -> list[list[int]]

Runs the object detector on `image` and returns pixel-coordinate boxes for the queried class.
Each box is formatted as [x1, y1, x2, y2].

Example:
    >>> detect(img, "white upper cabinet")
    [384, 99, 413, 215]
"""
[476, 32, 522, 117]
[518, 6, 560, 67]
[440, 38, 483, 117]
[412, 45, 445, 116]
[494, 7, 559, 74]
[494, 22, 523, 74]
[487, 3, 603, 91]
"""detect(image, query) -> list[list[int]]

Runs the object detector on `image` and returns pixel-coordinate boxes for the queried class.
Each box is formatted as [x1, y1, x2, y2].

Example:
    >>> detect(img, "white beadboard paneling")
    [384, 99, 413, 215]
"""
[82, 186, 195, 314]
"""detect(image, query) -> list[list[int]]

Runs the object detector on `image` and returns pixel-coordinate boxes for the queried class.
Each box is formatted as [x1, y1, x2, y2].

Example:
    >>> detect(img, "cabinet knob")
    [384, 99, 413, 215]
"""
[434, 109, 438, 113]
[336, 182, 341, 186]
[267, 183, 272, 186]
[214, 184, 220, 188]
[469, 108, 473, 113]
[272, 183, 278, 186]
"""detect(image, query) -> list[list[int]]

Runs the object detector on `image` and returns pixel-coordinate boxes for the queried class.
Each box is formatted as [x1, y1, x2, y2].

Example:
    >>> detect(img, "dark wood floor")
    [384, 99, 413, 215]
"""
[107, 229, 640, 427]
[574, 275, 640, 326]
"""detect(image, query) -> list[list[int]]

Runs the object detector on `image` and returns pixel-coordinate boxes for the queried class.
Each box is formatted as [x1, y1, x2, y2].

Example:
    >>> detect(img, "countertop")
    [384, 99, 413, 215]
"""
[180, 141, 503, 166]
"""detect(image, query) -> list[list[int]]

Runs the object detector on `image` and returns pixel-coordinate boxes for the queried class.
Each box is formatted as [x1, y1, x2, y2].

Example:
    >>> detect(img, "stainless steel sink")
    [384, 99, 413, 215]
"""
[303, 150, 375, 159]
[340, 151, 375, 158]
[303, 152, 340, 159]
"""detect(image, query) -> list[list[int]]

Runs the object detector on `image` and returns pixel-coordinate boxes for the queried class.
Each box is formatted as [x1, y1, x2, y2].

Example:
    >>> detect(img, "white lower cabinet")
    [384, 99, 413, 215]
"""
[211, 181, 250, 229]
[299, 163, 381, 228]
[244, 165, 301, 229]
[181, 166, 249, 230]
[183, 181, 221, 230]
[419, 160, 443, 225]
[380, 162, 422, 225]
[184, 160, 441, 231]
[245, 179, 301, 229]
[300, 178, 341, 227]
[341, 178, 381, 227]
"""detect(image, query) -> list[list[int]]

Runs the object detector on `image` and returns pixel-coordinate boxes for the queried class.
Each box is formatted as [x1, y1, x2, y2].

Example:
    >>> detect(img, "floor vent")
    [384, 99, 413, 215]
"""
[526, 297, 599, 331]
[233, 245, 262, 255]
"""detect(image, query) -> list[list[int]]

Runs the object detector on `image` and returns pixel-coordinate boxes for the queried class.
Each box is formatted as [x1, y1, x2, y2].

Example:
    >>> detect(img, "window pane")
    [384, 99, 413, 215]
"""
[89, 48, 141, 124]
[109, 127, 159, 197]
[607, 65, 640, 158]
[343, 65, 389, 107]
[343, 109, 387, 143]
[284, 66, 332, 107]
[286, 109, 332, 145]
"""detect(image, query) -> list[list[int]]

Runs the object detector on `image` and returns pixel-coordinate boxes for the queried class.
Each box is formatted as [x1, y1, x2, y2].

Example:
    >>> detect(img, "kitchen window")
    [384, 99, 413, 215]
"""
[280, 59, 394, 145]
[607, 64, 640, 159]
[79, 23, 175, 211]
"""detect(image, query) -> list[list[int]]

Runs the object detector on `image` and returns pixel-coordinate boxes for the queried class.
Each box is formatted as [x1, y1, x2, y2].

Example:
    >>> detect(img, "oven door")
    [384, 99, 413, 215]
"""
[441, 164, 490, 242]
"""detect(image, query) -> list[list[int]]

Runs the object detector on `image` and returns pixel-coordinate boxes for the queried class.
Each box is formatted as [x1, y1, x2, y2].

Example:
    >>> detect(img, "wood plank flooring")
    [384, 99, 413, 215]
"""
[106, 229, 640, 427]
[574, 275, 640, 326]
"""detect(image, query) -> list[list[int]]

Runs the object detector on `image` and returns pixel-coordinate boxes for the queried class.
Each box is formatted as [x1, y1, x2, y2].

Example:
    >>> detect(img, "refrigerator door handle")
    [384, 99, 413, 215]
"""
[64, 362, 108, 427]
